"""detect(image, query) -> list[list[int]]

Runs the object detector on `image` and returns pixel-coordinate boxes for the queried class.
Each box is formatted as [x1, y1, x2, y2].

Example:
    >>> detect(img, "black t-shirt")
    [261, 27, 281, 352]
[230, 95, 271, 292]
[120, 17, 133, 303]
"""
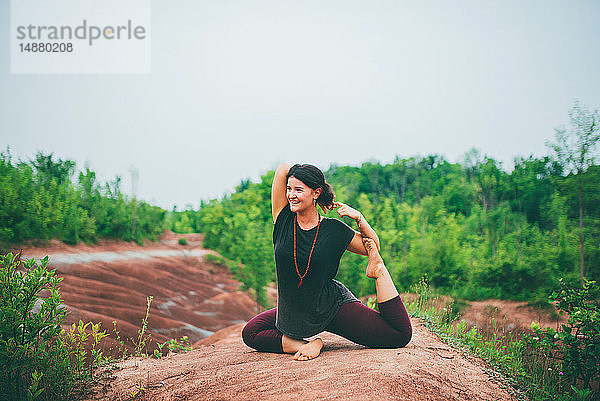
[273, 203, 360, 339]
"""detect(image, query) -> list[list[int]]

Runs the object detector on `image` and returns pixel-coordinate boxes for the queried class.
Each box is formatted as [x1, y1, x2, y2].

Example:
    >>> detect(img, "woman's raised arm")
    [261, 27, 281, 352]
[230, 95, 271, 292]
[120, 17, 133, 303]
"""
[272, 162, 290, 223]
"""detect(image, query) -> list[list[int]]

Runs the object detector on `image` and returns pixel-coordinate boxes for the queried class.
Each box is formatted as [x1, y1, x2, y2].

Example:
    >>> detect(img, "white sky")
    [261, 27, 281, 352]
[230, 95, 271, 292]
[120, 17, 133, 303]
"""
[1, 1, 599, 209]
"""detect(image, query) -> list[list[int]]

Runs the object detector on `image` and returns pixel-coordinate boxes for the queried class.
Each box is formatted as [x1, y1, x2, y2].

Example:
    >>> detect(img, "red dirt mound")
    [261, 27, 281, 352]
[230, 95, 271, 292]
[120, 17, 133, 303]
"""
[87, 318, 518, 401]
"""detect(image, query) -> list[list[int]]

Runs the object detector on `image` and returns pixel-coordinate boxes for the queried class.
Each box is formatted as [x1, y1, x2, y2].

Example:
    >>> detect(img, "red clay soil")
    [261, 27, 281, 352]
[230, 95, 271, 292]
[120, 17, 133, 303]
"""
[459, 299, 566, 332]
[86, 319, 519, 401]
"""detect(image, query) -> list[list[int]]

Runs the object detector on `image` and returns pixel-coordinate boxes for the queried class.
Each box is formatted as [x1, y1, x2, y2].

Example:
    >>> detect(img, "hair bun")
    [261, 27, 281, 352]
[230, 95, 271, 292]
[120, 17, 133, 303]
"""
[317, 182, 335, 210]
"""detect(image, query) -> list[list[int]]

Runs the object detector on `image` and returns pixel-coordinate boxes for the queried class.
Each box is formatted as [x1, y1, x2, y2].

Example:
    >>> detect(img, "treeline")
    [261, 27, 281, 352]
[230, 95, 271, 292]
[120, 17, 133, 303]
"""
[2, 104, 598, 309]
[172, 156, 599, 307]
[0, 151, 165, 246]
[171, 104, 600, 307]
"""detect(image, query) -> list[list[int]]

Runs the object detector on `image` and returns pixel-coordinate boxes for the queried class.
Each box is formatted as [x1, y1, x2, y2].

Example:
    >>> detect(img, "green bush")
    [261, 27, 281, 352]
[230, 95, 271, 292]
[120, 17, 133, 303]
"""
[0, 253, 108, 401]
[178, 237, 187, 246]
[0, 151, 166, 247]
[529, 279, 600, 397]
[204, 253, 226, 267]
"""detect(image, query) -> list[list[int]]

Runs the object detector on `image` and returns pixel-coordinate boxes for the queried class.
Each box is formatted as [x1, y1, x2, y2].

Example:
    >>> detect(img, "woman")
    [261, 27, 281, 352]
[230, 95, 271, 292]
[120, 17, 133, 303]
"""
[241, 163, 412, 361]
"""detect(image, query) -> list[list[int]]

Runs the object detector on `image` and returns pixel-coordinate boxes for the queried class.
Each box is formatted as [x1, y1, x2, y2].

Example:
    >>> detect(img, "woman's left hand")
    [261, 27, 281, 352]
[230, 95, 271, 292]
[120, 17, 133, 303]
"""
[333, 202, 362, 221]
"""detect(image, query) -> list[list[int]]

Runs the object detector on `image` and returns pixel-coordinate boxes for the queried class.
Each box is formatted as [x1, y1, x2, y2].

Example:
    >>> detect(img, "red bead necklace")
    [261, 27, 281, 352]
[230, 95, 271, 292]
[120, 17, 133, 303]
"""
[293, 214, 321, 288]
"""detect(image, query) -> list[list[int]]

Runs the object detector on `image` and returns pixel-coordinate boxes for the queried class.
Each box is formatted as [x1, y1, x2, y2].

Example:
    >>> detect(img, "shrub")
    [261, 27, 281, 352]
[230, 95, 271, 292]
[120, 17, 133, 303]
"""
[0, 252, 70, 400]
[178, 238, 187, 246]
[529, 279, 600, 397]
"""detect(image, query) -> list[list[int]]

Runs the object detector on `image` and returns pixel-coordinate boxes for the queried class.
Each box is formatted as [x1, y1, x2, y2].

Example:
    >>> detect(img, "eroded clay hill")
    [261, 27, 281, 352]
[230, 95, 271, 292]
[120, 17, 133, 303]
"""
[18, 232, 262, 354]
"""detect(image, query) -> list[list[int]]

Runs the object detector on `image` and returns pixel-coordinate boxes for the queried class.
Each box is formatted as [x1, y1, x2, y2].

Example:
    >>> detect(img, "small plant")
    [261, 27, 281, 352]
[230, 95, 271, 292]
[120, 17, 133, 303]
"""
[165, 336, 192, 353]
[152, 336, 193, 359]
[153, 343, 165, 359]
[204, 253, 225, 266]
[60, 321, 109, 383]
[178, 237, 187, 246]
[366, 297, 378, 311]
[133, 296, 154, 356]
[129, 378, 146, 400]
[26, 370, 43, 401]
[112, 320, 129, 360]
[571, 385, 593, 401]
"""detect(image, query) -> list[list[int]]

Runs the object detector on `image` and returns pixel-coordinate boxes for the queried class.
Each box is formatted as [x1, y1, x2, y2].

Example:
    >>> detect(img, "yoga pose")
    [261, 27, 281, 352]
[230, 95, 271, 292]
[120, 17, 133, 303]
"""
[241, 163, 412, 361]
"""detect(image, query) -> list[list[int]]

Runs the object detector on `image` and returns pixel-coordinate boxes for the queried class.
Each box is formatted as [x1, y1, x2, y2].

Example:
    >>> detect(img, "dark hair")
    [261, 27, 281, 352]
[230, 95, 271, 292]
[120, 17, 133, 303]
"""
[286, 164, 335, 210]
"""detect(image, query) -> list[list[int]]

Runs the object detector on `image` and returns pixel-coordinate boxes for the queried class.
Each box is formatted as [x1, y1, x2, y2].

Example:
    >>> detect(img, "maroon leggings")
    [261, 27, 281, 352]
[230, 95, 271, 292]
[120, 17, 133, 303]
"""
[241, 295, 412, 353]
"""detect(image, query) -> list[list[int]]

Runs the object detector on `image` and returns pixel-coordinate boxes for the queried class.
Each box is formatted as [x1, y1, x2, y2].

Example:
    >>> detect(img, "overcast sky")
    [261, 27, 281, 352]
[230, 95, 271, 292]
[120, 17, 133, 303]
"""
[1, 1, 599, 209]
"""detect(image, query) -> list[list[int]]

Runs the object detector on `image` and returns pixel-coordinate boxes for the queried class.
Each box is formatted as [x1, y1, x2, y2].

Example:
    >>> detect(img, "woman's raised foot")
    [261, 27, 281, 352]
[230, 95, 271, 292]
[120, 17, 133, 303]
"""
[363, 238, 386, 279]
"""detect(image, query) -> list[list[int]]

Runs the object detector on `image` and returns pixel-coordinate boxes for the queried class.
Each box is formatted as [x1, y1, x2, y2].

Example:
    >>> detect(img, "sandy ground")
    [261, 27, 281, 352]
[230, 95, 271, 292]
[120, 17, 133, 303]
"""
[86, 319, 519, 401]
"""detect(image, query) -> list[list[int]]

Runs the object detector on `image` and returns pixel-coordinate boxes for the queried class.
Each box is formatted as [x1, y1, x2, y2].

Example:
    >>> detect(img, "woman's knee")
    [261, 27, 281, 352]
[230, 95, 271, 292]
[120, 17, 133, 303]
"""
[375, 326, 412, 348]
[395, 326, 412, 348]
[241, 322, 256, 347]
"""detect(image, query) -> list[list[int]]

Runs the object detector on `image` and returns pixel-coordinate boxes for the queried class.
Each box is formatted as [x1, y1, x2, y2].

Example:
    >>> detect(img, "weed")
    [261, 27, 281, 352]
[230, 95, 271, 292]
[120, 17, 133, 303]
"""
[112, 320, 129, 360]
[366, 297, 378, 311]
[133, 296, 153, 356]
[484, 304, 500, 318]
[60, 321, 110, 384]
[128, 377, 146, 400]
[204, 254, 225, 266]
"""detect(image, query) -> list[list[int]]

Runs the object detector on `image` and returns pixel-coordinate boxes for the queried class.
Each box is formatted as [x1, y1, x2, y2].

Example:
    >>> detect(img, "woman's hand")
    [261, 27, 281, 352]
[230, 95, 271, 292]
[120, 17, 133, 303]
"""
[337, 201, 381, 252]
[333, 202, 362, 222]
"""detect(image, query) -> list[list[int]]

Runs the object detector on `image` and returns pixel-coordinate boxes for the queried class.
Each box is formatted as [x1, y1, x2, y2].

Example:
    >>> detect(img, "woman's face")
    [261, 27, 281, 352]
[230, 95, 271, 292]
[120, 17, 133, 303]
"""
[287, 176, 320, 213]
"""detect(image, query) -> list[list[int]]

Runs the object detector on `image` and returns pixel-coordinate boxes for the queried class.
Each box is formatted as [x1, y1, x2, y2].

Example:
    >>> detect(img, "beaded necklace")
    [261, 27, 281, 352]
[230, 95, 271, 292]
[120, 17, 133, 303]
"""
[293, 214, 321, 288]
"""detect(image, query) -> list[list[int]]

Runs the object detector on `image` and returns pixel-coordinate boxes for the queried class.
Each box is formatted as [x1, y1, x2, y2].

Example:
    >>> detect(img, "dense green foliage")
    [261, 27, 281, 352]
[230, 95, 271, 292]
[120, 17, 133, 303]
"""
[171, 150, 599, 307]
[0, 151, 165, 246]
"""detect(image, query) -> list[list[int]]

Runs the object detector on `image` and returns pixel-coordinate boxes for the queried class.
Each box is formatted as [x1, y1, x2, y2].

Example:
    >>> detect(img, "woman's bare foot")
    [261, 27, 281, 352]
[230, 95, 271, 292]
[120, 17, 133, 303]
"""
[363, 238, 386, 279]
[282, 334, 308, 353]
[293, 338, 323, 361]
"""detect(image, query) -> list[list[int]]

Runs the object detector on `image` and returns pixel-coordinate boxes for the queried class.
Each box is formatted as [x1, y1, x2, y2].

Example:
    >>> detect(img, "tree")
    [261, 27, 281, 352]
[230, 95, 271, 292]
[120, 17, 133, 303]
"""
[547, 101, 600, 287]
[31, 152, 75, 187]
[128, 166, 139, 239]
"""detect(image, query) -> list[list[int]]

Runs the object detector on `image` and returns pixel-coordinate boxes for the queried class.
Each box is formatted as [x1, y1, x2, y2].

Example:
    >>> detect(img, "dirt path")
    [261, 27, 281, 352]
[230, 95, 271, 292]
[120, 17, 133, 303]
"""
[88, 320, 518, 401]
